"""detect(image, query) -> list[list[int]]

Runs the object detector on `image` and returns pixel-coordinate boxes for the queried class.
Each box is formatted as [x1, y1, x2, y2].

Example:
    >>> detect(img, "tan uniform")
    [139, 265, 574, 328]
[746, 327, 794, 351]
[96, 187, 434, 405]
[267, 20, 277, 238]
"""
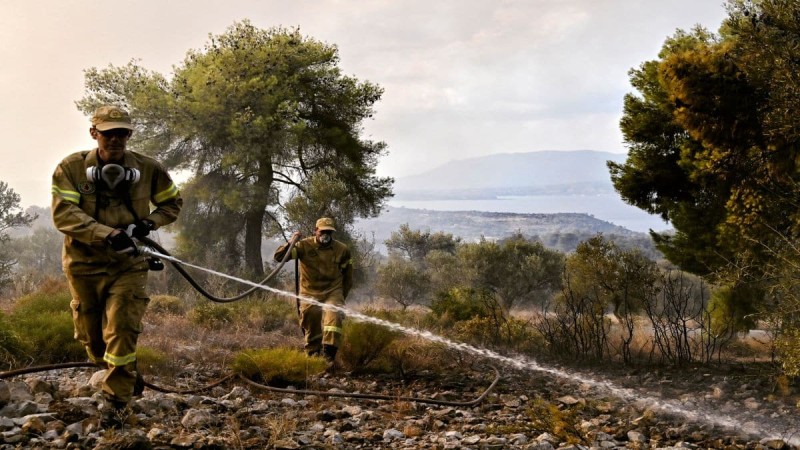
[274, 236, 353, 353]
[52, 148, 181, 404]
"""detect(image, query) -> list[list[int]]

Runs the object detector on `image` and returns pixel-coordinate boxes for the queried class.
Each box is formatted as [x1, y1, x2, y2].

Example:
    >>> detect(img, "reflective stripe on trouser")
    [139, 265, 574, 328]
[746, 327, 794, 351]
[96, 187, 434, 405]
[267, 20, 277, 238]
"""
[66, 269, 149, 404]
[299, 289, 345, 353]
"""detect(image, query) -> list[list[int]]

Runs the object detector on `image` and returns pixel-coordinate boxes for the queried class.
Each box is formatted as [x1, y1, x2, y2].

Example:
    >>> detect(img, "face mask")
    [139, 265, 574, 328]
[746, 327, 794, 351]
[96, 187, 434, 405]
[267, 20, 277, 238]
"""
[86, 164, 140, 189]
[318, 234, 332, 246]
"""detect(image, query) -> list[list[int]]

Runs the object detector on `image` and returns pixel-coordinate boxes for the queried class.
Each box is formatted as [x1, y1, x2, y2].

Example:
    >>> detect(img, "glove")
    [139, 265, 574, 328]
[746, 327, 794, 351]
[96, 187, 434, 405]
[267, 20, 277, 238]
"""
[131, 219, 155, 239]
[107, 231, 139, 256]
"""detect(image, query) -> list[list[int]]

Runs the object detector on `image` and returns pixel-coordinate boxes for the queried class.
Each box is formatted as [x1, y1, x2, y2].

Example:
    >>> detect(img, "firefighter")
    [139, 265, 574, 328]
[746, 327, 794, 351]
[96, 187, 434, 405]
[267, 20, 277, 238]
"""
[274, 217, 353, 369]
[51, 105, 182, 426]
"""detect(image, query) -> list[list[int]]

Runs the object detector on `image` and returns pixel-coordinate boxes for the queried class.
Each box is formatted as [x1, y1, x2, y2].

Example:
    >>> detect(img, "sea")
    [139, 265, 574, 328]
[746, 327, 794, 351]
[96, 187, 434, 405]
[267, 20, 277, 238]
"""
[388, 193, 670, 234]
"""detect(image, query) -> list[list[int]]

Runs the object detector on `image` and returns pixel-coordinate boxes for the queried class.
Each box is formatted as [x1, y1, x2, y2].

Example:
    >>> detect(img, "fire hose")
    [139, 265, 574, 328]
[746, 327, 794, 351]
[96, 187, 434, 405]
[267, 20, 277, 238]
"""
[0, 235, 502, 406]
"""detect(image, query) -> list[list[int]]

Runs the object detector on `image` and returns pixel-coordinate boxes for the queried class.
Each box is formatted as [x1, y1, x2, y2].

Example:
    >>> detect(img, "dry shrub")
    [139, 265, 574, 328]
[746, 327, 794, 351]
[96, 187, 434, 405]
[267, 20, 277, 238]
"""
[524, 398, 585, 445]
[381, 337, 446, 379]
[231, 347, 326, 385]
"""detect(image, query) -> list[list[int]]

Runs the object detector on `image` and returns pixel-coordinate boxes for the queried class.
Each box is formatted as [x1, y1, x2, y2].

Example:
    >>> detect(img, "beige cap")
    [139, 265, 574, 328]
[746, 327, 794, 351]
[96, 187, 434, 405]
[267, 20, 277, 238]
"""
[316, 217, 336, 231]
[91, 105, 134, 131]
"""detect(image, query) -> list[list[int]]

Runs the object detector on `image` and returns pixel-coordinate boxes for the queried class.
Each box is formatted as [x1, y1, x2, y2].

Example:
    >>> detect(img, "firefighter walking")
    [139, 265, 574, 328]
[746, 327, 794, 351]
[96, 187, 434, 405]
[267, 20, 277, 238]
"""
[51, 105, 182, 427]
[274, 218, 353, 369]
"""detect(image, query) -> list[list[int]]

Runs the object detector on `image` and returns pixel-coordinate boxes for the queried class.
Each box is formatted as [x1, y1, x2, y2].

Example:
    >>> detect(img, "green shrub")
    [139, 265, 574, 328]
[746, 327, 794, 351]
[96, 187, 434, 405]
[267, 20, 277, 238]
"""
[340, 319, 402, 371]
[231, 347, 326, 385]
[429, 288, 495, 324]
[136, 346, 172, 374]
[148, 295, 187, 315]
[232, 298, 297, 332]
[9, 286, 85, 364]
[0, 313, 26, 368]
[189, 303, 234, 329]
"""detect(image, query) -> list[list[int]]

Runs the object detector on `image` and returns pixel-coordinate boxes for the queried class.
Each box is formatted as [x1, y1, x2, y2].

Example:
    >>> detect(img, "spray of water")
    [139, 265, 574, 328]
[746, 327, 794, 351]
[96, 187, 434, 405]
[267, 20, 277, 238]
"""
[145, 248, 798, 445]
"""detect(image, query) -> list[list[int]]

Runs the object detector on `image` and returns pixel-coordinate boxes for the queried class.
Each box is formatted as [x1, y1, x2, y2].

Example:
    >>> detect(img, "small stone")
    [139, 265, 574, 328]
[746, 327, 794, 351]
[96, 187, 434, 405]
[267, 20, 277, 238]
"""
[88, 370, 106, 389]
[180, 408, 217, 429]
[383, 428, 405, 440]
[628, 431, 647, 443]
[556, 395, 581, 405]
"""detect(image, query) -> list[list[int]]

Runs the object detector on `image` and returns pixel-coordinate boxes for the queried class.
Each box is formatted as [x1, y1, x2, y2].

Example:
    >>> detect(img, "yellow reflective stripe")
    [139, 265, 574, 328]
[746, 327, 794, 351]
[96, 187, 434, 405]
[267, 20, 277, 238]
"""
[154, 183, 178, 203]
[340, 258, 352, 269]
[103, 351, 136, 367]
[291, 248, 298, 259]
[323, 326, 343, 334]
[52, 186, 80, 204]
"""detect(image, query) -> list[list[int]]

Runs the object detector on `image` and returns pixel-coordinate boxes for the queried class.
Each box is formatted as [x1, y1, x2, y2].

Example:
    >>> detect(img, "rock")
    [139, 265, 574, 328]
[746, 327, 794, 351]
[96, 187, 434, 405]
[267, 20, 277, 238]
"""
[556, 395, 581, 406]
[0, 382, 10, 407]
[88, 370, 106, 389]
[383, 428, 405, 441]
[180, 408, 217, 428]
[170, 433, 201, 448]
[445, 430, 463, 440]
[628, 430, 647, 442]
[463, 435, 481, 445]
[759, 438, 788, 449]
[26, 379, 55, 396]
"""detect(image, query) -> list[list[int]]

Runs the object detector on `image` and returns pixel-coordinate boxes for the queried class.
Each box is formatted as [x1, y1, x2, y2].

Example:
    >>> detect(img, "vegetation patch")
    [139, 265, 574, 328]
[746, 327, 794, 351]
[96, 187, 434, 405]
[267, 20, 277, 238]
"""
[231, 347, 326, 386]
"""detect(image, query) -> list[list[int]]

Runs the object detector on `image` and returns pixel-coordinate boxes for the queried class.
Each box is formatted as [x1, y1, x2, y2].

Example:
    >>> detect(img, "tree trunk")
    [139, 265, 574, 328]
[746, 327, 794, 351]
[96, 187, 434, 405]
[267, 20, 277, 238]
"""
[243, 160, 274, 277]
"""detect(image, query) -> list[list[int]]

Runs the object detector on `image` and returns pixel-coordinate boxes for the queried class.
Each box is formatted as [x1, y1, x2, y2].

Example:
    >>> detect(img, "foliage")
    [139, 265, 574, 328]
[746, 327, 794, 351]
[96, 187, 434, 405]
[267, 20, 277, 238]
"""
[231, 347, 327, 385]
[384, 223, 460, 261]
[0, 181, 35, 292]
[775, 328, 800, 377]
[136, 346, 172, 373]
[188, 303, 234, 329]
[524, 398, 585, 445]
[78, 21, 393, 276]
[375, 257, 431, 309]
[456, 234, 564, 312]
[340, 318, 402, 371]
[0, 313, 26, 368]
[452, 316, 542, 354]
[429, 288, 496, 324]
[9, 284, 85, 363]
[148, 295, 187, 315]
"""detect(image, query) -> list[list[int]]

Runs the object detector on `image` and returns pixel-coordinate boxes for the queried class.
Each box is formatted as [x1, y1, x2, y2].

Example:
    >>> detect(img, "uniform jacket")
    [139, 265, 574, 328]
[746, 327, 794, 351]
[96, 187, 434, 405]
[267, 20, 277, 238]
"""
[274, 236, 353, 298]
[52, 149, 182, 275]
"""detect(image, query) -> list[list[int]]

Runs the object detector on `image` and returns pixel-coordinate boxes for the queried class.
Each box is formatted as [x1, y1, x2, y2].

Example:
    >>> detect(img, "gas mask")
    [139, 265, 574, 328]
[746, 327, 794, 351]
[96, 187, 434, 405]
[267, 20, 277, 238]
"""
[86, 164, 140, 189]
[318, 233, 333, 246]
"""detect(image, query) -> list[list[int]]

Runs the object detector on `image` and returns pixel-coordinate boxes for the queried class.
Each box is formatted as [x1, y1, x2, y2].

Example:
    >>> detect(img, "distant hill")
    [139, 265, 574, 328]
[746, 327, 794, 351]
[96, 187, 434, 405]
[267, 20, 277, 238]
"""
[394, 150, 627, 193]
[355, 206, 661, 258]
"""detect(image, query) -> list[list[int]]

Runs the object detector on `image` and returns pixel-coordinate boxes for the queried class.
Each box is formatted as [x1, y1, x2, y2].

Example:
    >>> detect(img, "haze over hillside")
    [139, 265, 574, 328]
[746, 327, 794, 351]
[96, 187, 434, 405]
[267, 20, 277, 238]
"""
[394, 150, 627, 193]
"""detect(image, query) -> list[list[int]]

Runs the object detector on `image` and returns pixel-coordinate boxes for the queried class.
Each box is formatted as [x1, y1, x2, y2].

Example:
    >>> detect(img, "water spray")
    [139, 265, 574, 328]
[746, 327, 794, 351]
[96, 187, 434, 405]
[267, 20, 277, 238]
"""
[141, 246, 799, 446]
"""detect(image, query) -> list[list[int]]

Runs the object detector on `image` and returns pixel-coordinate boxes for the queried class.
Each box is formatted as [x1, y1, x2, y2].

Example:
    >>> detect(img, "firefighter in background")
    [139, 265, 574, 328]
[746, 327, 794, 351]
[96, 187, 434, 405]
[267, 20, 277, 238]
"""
[274, 217, 353, 367]
[51, 105, 182, 425]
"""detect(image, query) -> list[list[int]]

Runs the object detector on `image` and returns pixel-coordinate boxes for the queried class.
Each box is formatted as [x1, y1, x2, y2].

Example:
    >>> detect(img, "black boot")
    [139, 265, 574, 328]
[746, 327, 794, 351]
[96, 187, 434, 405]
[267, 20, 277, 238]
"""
[133, 371, 145, 397]
[322, 345, 337, 363]
[322, 345, 338, 374]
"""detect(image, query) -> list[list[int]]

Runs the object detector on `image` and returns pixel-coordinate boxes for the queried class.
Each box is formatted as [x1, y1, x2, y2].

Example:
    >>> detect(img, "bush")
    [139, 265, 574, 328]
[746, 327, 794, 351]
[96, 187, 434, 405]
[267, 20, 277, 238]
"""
[189, 303, 234, 329]
[0, 313, 26, 368]
[232, 297, 297, 332]
[429, 288, 495, 325]
[9, 285, 85, 364]
[148, 295, 187, 315]
[136, 346, 172, 374]
[381, 337, 447, 379]
[231, 347, 326, 385]
[453, 316, 543, 353]
[340, 319, 402, 371]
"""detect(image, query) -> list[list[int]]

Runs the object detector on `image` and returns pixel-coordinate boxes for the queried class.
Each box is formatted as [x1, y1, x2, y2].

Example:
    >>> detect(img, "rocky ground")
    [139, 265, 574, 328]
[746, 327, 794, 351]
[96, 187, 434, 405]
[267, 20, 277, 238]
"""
[0, 358, 796, 449]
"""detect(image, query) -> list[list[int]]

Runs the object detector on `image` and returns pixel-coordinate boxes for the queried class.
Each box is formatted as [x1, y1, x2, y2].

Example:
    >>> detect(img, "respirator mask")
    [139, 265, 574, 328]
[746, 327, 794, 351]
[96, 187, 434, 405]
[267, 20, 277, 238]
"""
[86, 164, 140, 189]
[318, 233, 333, 246]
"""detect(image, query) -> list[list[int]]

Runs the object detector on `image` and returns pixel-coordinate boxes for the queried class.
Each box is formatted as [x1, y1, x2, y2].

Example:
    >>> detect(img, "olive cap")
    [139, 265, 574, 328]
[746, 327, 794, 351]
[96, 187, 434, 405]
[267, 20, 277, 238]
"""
[91, 105, 133, 131]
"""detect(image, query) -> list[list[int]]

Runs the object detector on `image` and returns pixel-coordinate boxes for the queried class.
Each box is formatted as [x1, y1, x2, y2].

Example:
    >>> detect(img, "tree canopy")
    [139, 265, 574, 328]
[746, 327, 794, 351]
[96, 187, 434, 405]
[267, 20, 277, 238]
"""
[78, 21, 392, 275]
[610, 1, 800, 278]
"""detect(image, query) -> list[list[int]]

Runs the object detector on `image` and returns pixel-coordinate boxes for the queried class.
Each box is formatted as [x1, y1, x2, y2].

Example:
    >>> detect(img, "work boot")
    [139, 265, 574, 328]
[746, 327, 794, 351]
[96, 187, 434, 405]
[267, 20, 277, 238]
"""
[322, 345, 338, 374]
[133, 371, 145, 397]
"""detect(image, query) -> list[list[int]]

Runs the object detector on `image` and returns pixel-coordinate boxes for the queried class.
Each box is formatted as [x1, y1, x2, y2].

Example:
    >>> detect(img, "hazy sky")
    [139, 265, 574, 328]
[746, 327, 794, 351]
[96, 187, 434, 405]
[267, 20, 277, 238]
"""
[1, 0, 729, 208]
